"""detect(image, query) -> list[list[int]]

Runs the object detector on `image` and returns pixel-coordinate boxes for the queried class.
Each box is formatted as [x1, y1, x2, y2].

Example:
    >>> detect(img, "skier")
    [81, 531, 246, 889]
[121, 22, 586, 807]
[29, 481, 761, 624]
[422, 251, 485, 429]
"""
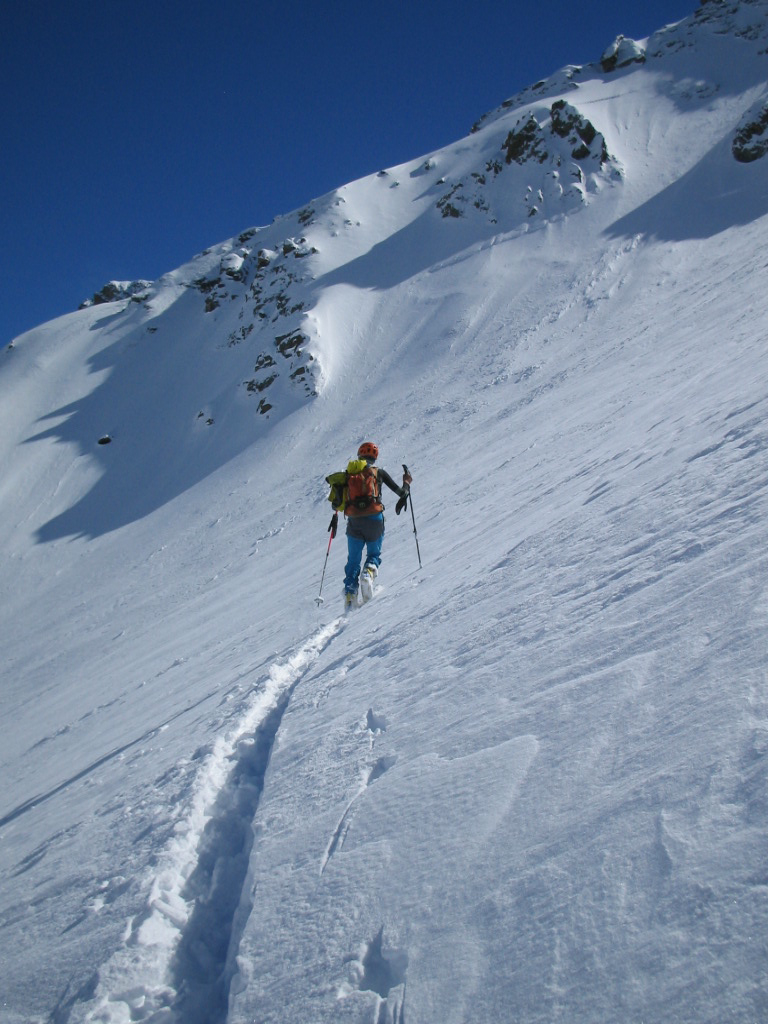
[326, 442, 412, 608]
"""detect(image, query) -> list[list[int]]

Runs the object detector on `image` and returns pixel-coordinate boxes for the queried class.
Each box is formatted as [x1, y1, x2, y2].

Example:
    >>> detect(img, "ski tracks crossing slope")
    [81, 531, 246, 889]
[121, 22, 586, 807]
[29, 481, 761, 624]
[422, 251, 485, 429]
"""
[71, 619, 342, 1024]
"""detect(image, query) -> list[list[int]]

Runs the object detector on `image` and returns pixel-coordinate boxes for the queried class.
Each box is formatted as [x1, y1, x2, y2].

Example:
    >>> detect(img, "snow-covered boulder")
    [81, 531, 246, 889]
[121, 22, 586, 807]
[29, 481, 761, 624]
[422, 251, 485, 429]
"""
[221, 252, 246, 278]
[601, 35, 646, 72]
[257, 247, 277, 268]
[281, 236, 318, 259]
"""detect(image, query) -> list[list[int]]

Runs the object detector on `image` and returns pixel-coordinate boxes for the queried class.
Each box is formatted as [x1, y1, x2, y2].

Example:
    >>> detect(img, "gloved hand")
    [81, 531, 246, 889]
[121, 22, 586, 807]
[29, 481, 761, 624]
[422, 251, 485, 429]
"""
[328, 512, 338, 537]
[395, 492, 408, 515]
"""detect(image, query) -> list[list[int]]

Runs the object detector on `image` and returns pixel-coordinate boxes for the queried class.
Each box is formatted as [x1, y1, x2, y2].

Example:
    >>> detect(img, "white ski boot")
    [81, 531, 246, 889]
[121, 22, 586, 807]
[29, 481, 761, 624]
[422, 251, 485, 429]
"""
[360, 565, 378, 603]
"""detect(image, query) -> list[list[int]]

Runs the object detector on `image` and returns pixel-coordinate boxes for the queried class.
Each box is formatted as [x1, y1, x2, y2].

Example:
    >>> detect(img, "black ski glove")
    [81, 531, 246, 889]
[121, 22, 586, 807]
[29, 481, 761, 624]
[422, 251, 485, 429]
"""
[395, 489, 409, 515]
[328, 512, 338, 537]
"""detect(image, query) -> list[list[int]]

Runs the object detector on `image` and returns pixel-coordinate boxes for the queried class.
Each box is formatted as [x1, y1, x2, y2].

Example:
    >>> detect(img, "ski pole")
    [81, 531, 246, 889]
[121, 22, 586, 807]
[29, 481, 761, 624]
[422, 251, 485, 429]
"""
[316, 512, 338, 605]
[402, 464, 422, 569]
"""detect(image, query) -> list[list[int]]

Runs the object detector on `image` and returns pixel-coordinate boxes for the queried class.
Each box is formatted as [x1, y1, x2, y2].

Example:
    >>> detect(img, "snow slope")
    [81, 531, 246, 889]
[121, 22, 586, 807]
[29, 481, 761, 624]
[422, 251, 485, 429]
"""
[1, 2, 768, 1021]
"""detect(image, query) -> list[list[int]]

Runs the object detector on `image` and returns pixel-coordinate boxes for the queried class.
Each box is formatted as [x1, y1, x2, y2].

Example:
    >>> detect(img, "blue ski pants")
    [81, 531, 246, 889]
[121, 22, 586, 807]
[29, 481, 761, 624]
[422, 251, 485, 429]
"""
[344, 513, 384, 594]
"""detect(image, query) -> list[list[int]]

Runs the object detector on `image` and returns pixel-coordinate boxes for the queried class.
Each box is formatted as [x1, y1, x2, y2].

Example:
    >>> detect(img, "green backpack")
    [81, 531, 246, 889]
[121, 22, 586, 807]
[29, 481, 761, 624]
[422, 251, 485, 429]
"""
[326, 470, 349, 512]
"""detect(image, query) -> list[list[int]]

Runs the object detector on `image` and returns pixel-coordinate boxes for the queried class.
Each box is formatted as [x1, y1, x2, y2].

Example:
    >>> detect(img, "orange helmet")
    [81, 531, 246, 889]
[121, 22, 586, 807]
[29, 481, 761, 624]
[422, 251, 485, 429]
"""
[358, 441, 379, 461]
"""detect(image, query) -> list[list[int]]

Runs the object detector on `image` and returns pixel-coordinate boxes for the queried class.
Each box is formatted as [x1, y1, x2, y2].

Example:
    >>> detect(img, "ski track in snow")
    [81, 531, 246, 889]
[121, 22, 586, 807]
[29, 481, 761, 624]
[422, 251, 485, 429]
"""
[70, 620, 341, 1024]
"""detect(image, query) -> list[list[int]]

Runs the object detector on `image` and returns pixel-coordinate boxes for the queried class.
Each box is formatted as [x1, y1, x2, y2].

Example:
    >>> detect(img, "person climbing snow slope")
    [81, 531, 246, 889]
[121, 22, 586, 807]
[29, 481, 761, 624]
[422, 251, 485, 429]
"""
[326, 442, 412, 608]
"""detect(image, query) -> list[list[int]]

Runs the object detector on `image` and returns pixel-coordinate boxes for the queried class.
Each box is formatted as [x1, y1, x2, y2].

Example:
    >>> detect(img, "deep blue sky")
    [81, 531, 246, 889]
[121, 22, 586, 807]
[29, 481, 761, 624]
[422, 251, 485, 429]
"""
[3, 0, 695, 345]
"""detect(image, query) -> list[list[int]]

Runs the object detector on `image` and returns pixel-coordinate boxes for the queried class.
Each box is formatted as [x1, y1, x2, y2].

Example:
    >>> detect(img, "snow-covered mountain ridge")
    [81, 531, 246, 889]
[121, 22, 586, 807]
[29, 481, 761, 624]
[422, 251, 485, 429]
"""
[50, 0, 768, 477]
[2, 2, 768, 1022]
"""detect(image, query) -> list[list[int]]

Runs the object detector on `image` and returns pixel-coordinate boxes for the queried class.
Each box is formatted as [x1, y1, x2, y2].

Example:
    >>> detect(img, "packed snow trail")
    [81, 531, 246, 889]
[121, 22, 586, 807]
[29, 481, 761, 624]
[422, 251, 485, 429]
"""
[70, 621, 341, 1024]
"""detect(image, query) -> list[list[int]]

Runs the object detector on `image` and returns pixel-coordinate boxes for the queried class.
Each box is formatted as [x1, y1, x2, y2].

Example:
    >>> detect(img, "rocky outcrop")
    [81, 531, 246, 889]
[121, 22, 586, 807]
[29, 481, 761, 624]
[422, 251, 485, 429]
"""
[79, 280, 152, 308]
[600, 36, 646, 72]
[438, 101, 618, 223]
[733, 99, 768, 162]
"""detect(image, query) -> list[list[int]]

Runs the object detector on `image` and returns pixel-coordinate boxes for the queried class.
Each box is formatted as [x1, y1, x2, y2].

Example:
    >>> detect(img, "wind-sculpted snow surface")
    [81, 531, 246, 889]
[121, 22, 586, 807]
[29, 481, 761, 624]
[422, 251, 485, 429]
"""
[2, 2, 768, 1022]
